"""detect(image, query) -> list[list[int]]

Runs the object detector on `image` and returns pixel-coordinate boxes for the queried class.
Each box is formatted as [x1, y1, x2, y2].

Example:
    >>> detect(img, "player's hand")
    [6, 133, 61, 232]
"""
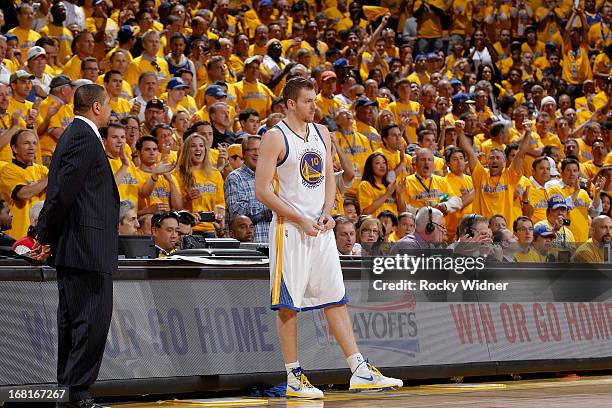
[317, 212, 335, 232]
[299, 217, 323, 237]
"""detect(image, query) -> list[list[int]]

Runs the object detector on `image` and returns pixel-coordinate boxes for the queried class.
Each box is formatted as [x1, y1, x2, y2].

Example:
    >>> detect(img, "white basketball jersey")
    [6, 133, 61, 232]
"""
[273, 120, 327, 220]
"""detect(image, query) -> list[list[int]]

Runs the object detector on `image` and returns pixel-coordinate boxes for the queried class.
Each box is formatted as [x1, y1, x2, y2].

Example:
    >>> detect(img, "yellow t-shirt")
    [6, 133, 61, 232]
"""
[336, 130, 373, 190]
[0, 113, 14, 162]
[575, 137, 593, 163]
[315, 93, 343, 119]
[375, 146, 412, 178]
[471, 161, 521, 223]
[175, 168, 225, 233]
[136, 168, 178, 209]
[534, 219, 575, 245]
[358, 180, 398, 217]
[233, 80, 275, 118]
[562, 42, 592, 85]
[414, 1, 443, 38]
[548, 184, 592, 243]
[7, 27, 41, 56]
[403, 174, 455, 210]
[355, 120, 381, 151]
[0, 161, 48, 238]
[539, 132, 562, 150]
[109, 98, 133, 119]
[387, 100, 422, 144]
[41, 104, 74, 157]
[588, 22, 612, 50]
[39, 24, 73, 64]
[108, 157, 142, 210]
[445, 172, 474, 240]
[571, 239, 603, 263]
[61, 55, 83, 81]
[125, 56, 171, 96]
[449, 0, 474, 36]
[515, 246, 545, 262]
[582, 160, 603, 181]
[527, 182, 551, 225]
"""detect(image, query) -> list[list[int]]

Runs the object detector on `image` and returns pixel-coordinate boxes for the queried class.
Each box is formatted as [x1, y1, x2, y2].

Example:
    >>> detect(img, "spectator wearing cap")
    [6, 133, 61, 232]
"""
[0, 129, 48, 239]
[61, 31, 95, 81]
[534, 194, 576, 245]
[572, 215, 612, 263]
[194, 85, 237, 124]
[141, 98, 167, 136]
[334, 107, 372, 193]
[355, 97, 382, 150]
[165, 77, 197, 119]
[7, 4, 41, 58]
[8, 70, 37, 133]
[26, 46, 52, 98]
[233, 56, 275, 119]
[103, 70, 132, 120]
[126, 30, 170, 97]
[226, 143, 243, 171]
[40, 2, 73, 64]
[262, 38, 293, 96]
[531, 223, 556, 261]
[388, 78, 423, 144]
[521, 25, 545, 59]
[235, 109, 260, 138]
[135, 135, 182, 215]
[151, 211, 180, 257]
[38, 75, 76, 166]
[224, 135, 271, 243]
[315, 70, 342, 121]
[118, 200, 140, 235]
[547, 158, 602, 242]
[562, 10, 592, 96]
[102, 123, 141, 210]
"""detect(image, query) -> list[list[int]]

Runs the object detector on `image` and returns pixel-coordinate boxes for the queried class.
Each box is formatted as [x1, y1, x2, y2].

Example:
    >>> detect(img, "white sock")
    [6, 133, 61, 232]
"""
[347, 353, 365, 373]
[285, 361, 301, 376]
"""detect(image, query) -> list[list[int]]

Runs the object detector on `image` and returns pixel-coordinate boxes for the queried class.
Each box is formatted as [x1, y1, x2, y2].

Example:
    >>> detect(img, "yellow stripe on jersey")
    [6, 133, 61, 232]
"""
[272, 218, 284, 305]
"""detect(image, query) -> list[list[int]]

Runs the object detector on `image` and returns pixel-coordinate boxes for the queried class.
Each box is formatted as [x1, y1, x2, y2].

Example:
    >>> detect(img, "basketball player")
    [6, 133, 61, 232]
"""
[255, 77, 403, 398]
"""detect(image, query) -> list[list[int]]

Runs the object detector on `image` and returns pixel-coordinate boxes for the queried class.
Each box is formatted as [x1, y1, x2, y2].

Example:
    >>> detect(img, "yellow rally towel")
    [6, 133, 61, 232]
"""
[362, 6, 389, 21]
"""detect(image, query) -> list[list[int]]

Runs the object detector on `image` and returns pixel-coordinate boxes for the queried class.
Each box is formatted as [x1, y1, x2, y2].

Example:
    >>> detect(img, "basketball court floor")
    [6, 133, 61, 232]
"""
[109, 375, 612, 407]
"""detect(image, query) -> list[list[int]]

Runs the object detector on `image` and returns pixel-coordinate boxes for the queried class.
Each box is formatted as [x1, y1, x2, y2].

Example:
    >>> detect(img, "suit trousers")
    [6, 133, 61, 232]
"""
[56, 267, 113, 401]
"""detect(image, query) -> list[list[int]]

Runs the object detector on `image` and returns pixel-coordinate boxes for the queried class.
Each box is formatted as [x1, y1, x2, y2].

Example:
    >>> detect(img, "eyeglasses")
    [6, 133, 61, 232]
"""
[433, 222, 446, 232]
[125, 126, 139, 132]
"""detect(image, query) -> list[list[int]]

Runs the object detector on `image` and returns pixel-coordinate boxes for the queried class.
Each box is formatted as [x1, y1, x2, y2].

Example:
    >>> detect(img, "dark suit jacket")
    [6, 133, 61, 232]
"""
[37, 118, 120, 274]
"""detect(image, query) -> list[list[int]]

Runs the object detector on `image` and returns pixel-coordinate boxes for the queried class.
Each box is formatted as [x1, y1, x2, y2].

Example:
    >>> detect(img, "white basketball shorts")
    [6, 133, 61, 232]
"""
[269, 217, 348, 311]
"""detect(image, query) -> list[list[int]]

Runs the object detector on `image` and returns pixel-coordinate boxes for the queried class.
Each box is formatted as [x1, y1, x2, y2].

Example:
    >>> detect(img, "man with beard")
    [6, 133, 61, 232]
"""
[572, 215, 612, 263]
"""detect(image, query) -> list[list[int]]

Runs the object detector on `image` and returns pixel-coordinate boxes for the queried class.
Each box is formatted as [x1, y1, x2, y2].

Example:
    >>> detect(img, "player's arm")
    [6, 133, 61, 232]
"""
[255, 128, 322, 236]
[317, 124, 337, 216]
[510, 120, 533, 174]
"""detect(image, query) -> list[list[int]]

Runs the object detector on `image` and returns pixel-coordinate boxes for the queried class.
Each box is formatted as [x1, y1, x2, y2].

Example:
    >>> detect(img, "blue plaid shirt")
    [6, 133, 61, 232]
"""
[224, 165, 272, 243]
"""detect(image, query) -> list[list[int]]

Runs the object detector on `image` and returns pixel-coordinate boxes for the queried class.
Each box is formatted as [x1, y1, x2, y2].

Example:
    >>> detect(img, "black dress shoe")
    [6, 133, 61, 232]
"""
[56, 398, 109, 408]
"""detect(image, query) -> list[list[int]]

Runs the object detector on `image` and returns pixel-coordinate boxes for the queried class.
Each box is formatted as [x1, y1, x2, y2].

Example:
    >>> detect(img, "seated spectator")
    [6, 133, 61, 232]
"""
[224, 135, 271, 243]
[489, 214, 507, 234]
[151, 211, 180, 257]
[118, 200, 140, 235]
[534, 194, 576, 247]
[0, 199, 15, 247]
[452, 214, 502, 260]
[356, 216, 384, 255]
[512, 216, 542, 262]
[343, 200, 359, 224]
[176, 210, 197, 246]
[378, 210, 398, 242]
[391, 207, 446, 252]
[492, 228, 519, 262]
[334, 216, 360, 256]
[12, 200, 44, 253]
[229, 215, 254, 242]
[572, 215, 612, 263]
[138, 214, 153, 236]
[393, 212, 416, 241]
[532, 223, 556, 261]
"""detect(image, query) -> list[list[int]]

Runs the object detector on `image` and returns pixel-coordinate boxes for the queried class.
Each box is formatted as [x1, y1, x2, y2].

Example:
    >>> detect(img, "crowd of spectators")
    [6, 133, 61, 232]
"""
[0, 0, 610, 262]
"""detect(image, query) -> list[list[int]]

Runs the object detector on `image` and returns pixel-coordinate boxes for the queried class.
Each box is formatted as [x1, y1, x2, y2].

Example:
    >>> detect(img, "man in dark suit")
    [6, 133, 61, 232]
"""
[32, 84, 116, 408]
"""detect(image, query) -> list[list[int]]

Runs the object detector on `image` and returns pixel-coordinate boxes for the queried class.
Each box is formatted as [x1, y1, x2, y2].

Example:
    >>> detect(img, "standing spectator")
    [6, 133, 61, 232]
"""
[7, 3, 40, 57]
[233, 56, 275, 118]
[209, 102, 235, 147]
[103, 124, 141, 211]
[62, 31, 95, 81]
[0, 130, 47, 239]
[126, 30, 170, 96]
[224, 135, 272, 243]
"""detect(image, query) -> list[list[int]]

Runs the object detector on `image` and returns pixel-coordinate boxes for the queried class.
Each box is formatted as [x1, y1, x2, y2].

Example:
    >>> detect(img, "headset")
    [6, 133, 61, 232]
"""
[425, 207, 435, 234]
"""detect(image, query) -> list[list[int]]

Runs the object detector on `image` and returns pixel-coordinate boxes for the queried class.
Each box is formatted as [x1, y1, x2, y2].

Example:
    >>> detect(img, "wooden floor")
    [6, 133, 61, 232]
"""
[109, 375, 612, 408]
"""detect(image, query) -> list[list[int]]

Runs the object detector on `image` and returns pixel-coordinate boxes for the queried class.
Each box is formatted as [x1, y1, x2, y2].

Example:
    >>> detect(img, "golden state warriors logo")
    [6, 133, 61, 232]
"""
[300, 151, 324, 188]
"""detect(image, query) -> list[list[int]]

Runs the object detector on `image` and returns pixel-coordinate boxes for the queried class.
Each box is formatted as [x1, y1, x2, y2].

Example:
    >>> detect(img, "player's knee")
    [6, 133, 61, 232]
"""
[277, 307, 297, 321]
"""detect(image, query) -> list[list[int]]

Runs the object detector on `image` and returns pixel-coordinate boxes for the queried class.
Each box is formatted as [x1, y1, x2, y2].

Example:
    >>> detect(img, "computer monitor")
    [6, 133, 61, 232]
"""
[118, 235, 156, 259]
